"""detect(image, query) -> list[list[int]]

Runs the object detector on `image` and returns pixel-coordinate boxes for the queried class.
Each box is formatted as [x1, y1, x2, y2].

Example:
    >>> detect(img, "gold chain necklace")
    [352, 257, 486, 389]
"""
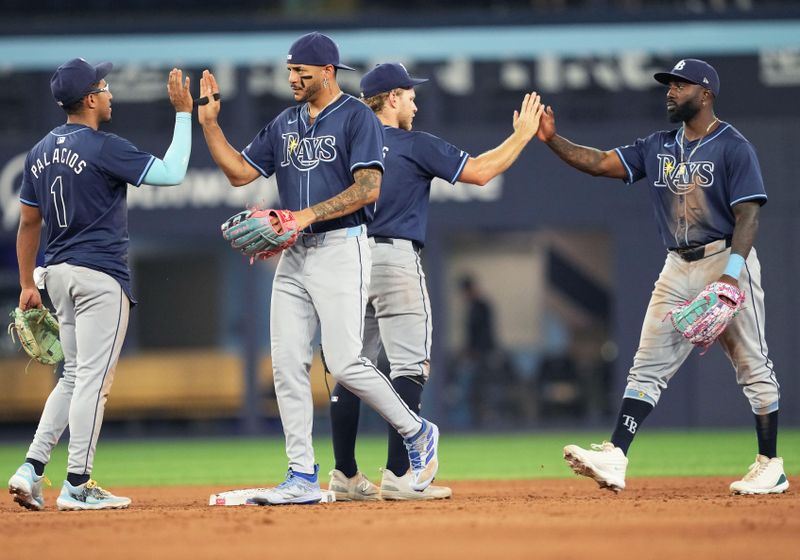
[677, 117, 719, 174]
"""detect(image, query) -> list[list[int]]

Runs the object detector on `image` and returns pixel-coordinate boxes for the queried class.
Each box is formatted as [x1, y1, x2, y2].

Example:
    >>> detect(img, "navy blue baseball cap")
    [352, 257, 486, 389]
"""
[287, 32, 354, 71]
[50, 58, 113, 107]
[654, 58, 720, 96]
[360, 63, 429, 98]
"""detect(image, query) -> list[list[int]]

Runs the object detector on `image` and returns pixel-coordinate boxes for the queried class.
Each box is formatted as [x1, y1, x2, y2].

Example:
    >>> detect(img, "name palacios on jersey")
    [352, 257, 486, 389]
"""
[280, 133, 337, 171]
[30, 144, 88, 179]
[654, 154, 715, 195]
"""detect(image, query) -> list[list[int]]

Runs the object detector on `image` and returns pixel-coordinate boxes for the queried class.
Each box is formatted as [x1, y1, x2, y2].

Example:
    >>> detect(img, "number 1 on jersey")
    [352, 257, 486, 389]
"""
[50, 176, 68, 228]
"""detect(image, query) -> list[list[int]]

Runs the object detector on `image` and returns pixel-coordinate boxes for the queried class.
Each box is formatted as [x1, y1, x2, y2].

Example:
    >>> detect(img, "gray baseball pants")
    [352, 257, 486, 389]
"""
[26, 263, 130, 475]
[625, 242, 779, 414]
[270, 225, 422, 474]
[362, 237, 432, 382]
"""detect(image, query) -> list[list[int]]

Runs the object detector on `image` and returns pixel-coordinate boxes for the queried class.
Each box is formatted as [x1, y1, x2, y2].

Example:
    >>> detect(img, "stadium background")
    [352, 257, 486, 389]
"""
[0, 1, 798, 449]
[1, 3, 799, 559]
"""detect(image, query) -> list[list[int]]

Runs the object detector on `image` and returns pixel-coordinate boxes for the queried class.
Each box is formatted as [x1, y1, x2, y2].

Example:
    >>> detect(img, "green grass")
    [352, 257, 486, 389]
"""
[1, 429, 797, 487]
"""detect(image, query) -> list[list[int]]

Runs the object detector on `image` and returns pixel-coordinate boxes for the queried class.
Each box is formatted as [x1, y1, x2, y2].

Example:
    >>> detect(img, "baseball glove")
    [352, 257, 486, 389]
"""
[7, 307, 64, 366]
[221, 208, 299, 262]
[667, 281, 746, 353]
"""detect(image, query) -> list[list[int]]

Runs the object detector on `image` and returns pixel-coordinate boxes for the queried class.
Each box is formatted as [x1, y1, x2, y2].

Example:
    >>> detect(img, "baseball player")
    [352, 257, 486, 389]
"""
[327, 63, 543, 500]
[196, 34, 440, 505]
[7, 58, 194, 510]
[537, 59, 786, 494]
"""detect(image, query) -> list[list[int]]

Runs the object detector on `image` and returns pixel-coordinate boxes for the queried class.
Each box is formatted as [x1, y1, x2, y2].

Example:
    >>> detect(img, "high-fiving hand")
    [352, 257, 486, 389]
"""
[197, 70, 222, 127]
[536, 105, 557, 143]
[167, 68, 193, 113]
[512, 92, 544, 141]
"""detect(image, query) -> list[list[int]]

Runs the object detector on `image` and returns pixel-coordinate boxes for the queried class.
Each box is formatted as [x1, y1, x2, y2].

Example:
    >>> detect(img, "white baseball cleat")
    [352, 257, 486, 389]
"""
[56, 480, 131, 511]
[380, 468, 452, 501]
[730, 455, 789, 495]
[563, 441, 628, 493]
[327, 469, 381, 501]
[8, 463, 48, 511]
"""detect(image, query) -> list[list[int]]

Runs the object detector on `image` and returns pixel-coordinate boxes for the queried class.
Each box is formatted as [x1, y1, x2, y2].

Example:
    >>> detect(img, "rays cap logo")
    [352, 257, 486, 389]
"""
[50, 58, 113, 107]
[360, 62, 429, 98]
[654, 58, 720, 96]
[286, 32, 355, 71]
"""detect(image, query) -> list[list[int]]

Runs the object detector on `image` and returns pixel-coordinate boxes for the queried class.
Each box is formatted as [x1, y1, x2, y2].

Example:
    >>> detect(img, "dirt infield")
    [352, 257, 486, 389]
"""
[1, 477, 796, 560]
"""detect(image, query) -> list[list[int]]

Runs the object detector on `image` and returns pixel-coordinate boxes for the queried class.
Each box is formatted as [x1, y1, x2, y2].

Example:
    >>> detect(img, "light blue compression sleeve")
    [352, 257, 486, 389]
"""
[142, 112, 192, 186]
[723, 253, 745, 279]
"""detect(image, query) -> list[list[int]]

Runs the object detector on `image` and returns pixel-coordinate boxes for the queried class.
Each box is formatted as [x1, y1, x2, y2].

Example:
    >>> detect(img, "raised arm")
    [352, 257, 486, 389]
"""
[458, 92, 543, 186]
[292, 167, 382, 230]
[197, 70, 260, 187]
[536, 105, 627, 179]
[142, 68, 194, 186]
[17, 203, 43, 310]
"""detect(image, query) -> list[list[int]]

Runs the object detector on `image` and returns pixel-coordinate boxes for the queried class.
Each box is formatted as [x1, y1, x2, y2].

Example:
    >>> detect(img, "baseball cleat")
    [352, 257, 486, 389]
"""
[251, 468, 323, 505]
[404, 419, 440, 491]
[563, 442, 628, 493]
[8, 463, 49, 511]
[56, 480, 131, 511]
[380, 468, 452, 501]
[730, 455, 789, 495]
[328, 469, 381, 501]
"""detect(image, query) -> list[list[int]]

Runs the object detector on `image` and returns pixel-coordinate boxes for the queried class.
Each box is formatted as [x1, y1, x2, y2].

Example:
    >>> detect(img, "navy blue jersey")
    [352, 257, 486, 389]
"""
[242, 94, 385, 234]
[368, 126, 469, 246]
[19, 123, 155, 300]
[615, 122, 766, 249]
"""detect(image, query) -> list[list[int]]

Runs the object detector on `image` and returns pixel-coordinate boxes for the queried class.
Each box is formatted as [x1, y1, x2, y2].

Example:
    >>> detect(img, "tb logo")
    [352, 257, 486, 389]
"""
[622, 414, 638, 434]
[280, 132, 337, 171]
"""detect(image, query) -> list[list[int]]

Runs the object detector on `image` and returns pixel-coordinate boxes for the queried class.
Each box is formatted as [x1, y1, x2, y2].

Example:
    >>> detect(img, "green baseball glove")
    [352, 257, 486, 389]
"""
[667, 281, 746, 354]
[7, 307, 64, 366]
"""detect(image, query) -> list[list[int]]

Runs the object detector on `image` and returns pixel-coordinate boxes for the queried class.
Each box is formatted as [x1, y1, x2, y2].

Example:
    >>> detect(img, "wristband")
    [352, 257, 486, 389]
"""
[723, 253, 745, 279]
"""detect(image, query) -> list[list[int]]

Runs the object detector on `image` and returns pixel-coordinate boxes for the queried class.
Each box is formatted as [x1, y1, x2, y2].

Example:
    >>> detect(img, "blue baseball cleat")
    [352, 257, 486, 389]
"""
[251, 467, 323, 505]
[404, 419, 440, 491]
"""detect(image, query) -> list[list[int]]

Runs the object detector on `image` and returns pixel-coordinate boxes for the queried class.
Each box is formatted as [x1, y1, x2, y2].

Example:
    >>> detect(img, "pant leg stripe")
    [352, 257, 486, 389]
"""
[413, 252, 431, 376]
[82, 286, 124, 474]
[744, 259, 779, 392]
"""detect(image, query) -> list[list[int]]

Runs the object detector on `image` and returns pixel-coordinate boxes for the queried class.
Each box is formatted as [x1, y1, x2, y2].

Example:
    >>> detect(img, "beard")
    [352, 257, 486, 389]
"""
[398, 115, 413, 131]
[667, 98, 701, 123]
[297, 81, 321, 103]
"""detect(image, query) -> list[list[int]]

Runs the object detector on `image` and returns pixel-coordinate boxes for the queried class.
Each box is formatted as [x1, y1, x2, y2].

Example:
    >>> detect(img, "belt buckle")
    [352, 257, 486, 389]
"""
[685, 247, 704, 261]
[302, 234, 320, 248]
